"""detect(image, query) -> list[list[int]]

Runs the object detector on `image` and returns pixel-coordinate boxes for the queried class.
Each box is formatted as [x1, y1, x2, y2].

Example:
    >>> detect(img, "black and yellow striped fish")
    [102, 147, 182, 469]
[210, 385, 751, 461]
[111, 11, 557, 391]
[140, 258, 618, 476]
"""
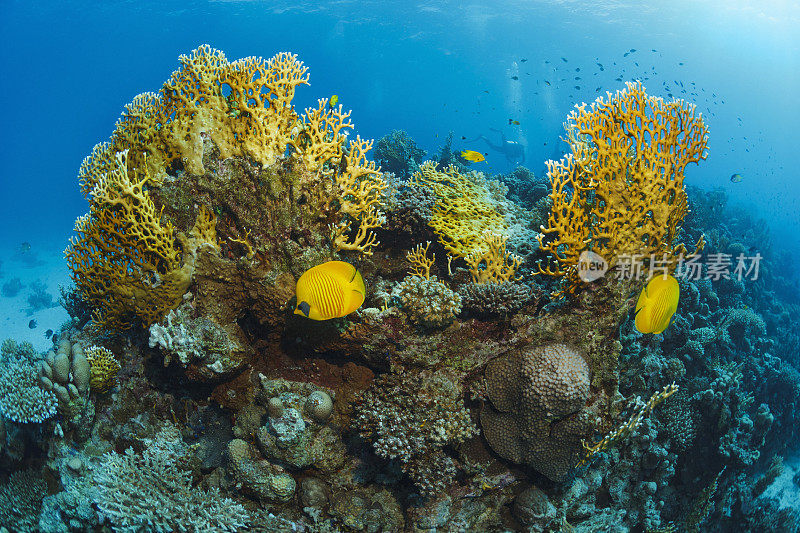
[294, 261, 366, 320]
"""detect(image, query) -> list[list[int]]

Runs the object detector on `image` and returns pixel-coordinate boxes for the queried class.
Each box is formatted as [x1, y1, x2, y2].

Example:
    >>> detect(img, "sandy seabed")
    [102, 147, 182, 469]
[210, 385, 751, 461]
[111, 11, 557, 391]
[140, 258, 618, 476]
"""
[0, 237, 70, 353]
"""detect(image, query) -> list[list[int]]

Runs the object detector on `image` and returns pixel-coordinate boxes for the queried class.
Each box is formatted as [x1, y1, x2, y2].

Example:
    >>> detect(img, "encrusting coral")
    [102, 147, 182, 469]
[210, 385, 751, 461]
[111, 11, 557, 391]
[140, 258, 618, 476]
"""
[538, 81, 709, 295]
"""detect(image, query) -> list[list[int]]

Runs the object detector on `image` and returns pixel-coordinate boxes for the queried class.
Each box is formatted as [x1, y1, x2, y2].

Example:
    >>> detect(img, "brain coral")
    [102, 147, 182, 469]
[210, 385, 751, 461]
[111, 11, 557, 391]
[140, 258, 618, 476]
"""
[480, 343, 592, 481]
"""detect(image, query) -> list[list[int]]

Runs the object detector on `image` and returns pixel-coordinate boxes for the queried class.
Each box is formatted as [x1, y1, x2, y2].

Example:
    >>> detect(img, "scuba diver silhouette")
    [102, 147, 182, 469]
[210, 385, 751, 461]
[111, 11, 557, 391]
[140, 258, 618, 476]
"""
[473, 128, 525, 166]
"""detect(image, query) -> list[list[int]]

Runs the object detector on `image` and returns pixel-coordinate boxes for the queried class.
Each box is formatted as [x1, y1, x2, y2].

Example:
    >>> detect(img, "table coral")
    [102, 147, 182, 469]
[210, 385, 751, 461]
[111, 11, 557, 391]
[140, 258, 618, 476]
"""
[458, 280, 535, 317]
[538, 81, 709, 295]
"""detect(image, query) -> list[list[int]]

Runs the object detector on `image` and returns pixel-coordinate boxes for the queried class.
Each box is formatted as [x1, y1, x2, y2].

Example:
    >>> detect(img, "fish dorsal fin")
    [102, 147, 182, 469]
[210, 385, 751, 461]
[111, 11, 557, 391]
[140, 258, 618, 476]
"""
[324, 261, 358, 283]
[342, 269, 366, 315]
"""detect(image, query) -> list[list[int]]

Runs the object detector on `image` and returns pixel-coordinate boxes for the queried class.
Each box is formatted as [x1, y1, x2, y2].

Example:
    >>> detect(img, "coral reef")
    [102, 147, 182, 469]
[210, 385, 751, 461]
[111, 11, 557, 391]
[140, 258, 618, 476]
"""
[2, 46, 797, 533]
[0, 469, 47, 531]
[0, 351, 58, 424]
[392, 275, 462, 328]
[374, 129, 426, 179]
[458, 280, 537, 317]
[93, 425, 249, 531]
[84, 346, 121, 393]
[409, 160, 510, 258]
[148, 301, 238, 379]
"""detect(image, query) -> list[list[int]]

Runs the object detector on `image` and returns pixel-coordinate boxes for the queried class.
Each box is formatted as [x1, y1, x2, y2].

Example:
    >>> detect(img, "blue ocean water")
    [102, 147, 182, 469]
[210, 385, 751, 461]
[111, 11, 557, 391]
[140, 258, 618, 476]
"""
[1, 1, 797, 251]
[1, 1, 799, 531]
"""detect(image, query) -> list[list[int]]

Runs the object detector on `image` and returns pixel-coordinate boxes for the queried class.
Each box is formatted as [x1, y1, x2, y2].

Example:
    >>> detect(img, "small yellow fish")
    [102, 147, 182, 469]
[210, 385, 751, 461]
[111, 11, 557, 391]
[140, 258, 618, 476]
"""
[460, 150, 485, 163]
[730, 173, 743, 183]
[634, 274, 680, 334]
[329, 95, 339, 108]
[294, 261, 365, 320]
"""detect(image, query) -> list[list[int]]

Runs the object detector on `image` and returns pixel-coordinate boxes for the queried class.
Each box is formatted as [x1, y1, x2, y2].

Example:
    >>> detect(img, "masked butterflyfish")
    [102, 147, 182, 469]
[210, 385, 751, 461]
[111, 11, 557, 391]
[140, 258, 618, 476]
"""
[634, 274, 680, 334]
[294, 261, 365, 320]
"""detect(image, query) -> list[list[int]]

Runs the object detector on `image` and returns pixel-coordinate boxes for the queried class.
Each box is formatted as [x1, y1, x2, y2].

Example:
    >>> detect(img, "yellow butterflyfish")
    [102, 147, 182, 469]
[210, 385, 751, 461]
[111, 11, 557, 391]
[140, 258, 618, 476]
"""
[634, 274, 680, 334]
[294, 261, 365, 320]
[329, 94, 339, 108]
[460, 150, 486, 163]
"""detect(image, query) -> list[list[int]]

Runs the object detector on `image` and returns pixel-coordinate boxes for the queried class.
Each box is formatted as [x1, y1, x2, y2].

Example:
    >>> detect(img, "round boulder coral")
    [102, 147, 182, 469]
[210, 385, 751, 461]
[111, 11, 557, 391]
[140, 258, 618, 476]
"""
[480, 343, 592, 482]
[304, 390, 333, 423]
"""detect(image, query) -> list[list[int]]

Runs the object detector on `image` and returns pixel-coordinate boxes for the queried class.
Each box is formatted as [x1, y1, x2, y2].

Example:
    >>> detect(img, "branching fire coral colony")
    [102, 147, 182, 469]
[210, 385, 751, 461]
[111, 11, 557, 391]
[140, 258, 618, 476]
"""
[1, 46, 798, 532]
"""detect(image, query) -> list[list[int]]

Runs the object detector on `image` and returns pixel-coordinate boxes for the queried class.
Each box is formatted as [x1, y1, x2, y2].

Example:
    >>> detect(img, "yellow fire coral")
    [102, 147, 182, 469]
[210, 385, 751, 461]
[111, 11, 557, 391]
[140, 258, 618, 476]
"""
[65, 150, 192, 331]
[409, 161, 508, 258]
[406, 241, 435, 279]
[465, 233, 522, 284]
[332, 136, 387, 255]
[85, 346, 122, 393]
[68, 46, 387, 333]
[80, 46, 311, 192]
[538, 81, 709, 294]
